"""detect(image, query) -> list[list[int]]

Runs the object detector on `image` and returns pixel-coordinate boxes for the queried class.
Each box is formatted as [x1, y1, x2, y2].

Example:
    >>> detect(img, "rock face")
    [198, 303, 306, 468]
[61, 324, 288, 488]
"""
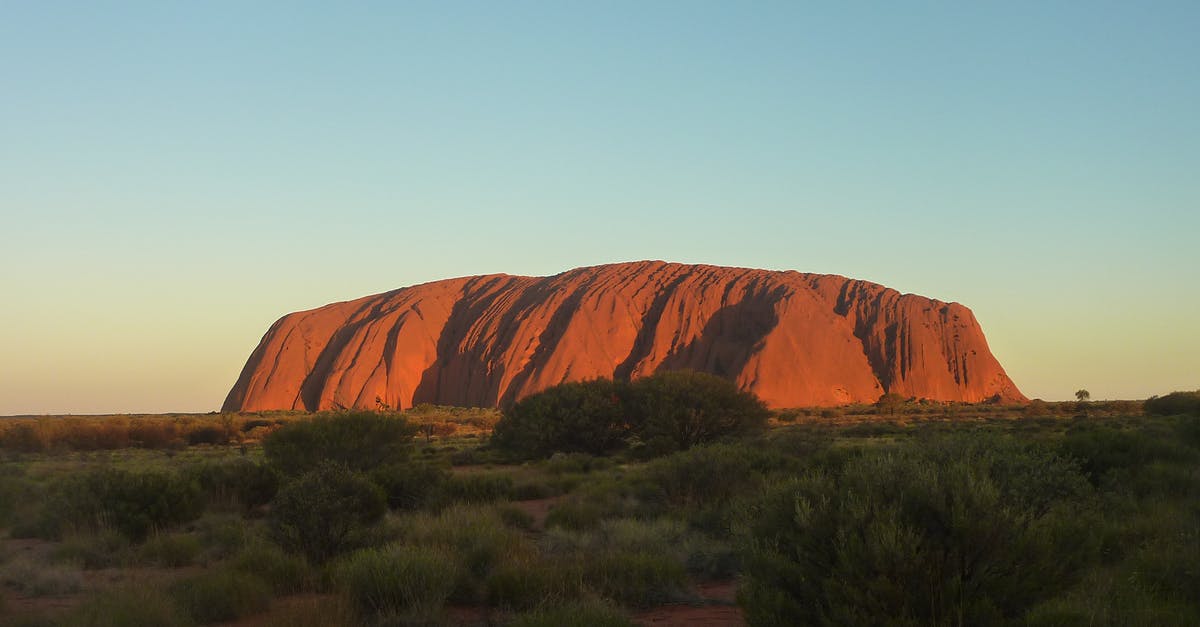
[223, 261, 1025, 411]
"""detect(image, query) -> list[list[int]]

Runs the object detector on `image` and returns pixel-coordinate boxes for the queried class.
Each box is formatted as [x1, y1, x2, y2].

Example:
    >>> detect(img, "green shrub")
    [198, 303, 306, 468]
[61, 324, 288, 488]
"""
[544, 497, 613, 531]
[229, 541, 312, 594]
[495, 502, 536, 530]
[187, 458, 278, 511]
[192, 513, 248, 558]
[394, 504, 535, 601]
[545, 452, 613, 475]
[507, 598, 634, 627]
[35, 469, 204, 541]
[485, 556, 583, 610]
[169, 568, 271, 623]
[51, 529, 131, 569]
[629, 371, 770, 452]
[337, 544, 460, 623]
[433, 472, 514, 506]
[268, 462, 386, 564]
[492, 372, 769, 460]
[61, 586, 191, 627]
[540, 519, 690, 607]
[139, 532, 202, 567]
[0, 556, 84, 596]
[185, 425, 227, 446]
[1059, 425, 1196, 486]
[369, 461, 448, 510]
[492, 378, 633, 458]
[738, 436, 1097, 627]
[1144, 391, 1200, 416]
[585, 551, 687, 608]
[263, 411, 418, 476]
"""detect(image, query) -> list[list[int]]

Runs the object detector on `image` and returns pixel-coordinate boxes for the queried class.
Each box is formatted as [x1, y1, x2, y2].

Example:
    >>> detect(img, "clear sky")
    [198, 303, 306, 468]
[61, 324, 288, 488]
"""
[2, 2, 1197, 414]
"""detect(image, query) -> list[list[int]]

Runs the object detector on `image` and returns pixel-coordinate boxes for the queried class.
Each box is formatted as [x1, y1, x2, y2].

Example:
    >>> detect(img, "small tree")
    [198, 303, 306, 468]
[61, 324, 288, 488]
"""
[492, 379, 634, 458]
[269, 462, 386, 564]
[875, 392, 907, 415]
[263, 411, 418, 476]
[630, 371, 769, 452]
[1075, 389, 1091, 402]
[738, 437, 1097, 626]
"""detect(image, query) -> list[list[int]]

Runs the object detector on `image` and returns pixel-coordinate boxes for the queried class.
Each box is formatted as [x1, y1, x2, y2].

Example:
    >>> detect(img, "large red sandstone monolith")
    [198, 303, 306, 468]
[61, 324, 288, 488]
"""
[223, 261, 1025, 411]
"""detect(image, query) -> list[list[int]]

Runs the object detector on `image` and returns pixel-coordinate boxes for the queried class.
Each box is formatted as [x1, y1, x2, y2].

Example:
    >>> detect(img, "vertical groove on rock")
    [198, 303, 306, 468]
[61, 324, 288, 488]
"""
[222, 261, 1025, 411]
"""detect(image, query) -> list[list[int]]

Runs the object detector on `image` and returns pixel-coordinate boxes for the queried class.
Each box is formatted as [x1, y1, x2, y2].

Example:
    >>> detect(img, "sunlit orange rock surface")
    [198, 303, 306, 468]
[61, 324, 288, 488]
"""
[223, 261, 1025, 411]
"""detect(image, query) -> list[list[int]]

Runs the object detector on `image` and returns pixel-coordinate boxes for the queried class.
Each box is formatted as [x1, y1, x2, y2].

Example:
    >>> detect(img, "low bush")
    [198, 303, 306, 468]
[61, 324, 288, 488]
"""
[737, 436, 1097, 626]
[628, 371, 770, 452]
[337, 544, 460, 623]
[540, 519, 689, 608]
[0, 556, 84, 596]
[61, 585, 191, 627]
[229, 541, 312, 594]
[35, 468, 204, 541]
[492, 378, 633, 458]
[369, 461, 448, 510]
[394, 504, 535, 600]
[492, 371, 769, 460]
[432, 472, 514, 506]
[169, 568, 271, 624]
[1144, 390, 1200, 416]
[545, 452, 613, 475]
[485, 556, 583, 610]
[268, 462, 386, 564]
[191, 513, 249, 558]
[507, 597, 634, 627]
[585, 551, 687, 608]
[51, 529, 131, 569]
[187, 458, 278, 511]
[139, 532, 202, 568]
[263, 411, 418, 476]
[1060, 425, 1197, 486]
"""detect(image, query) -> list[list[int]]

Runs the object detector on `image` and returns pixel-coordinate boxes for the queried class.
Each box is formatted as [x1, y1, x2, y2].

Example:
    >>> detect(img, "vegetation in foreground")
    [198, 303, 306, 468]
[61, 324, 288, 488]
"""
[0, 386, 1197, 625]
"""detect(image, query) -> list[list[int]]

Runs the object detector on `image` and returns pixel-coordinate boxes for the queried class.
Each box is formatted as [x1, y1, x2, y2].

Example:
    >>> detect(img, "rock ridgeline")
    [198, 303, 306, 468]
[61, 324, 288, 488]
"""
[223, 261, 1025, 411]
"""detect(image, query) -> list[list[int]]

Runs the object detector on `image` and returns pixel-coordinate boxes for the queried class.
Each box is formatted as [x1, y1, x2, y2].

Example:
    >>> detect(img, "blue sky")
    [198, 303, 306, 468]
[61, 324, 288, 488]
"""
[2, 2, 1197, 413]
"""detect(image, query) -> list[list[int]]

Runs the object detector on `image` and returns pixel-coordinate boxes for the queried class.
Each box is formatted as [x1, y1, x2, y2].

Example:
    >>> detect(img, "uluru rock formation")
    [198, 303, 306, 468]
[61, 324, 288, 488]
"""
[223, 261, 1025, 411]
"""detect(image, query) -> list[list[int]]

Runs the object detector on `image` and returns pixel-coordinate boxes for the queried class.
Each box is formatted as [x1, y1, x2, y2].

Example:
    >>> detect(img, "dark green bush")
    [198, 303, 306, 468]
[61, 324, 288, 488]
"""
[51, 530, 131, 569]
[263, 411, 417, 476]
[1059, 425, 1197, 486]
[185, 425, 227, 446]
[169, 568, 271, 623]
[492, 379, 633, 458]
[585, 551, 687, 608]
[61, 585, 191, 627]
[229, 542, 312, 594]
[268, 462, 386, 563]
[369, 461, 449, 510]
[486, 557, 583, 610]
[337, 545, 460, 623]
[1144, 390, 1200, 416]
[506, 598, 634, 627]
[139, 532, 202, 567]
[36, 469, 204, 541]
[433, 473, 514, 506]
[492, 371, 769, 460]
[628, 370, 769, 452]
[187, 458, 278, 511]
[738, 436, 1097, 627]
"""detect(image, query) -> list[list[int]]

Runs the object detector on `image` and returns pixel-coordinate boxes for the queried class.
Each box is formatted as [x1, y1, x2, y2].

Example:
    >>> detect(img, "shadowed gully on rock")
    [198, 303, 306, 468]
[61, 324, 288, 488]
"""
[223, 261, 1025, 411]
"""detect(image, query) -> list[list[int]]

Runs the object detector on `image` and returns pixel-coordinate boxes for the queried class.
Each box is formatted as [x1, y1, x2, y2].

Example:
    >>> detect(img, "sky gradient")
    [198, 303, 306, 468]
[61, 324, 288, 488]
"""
[2, 2, 1197, 414]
